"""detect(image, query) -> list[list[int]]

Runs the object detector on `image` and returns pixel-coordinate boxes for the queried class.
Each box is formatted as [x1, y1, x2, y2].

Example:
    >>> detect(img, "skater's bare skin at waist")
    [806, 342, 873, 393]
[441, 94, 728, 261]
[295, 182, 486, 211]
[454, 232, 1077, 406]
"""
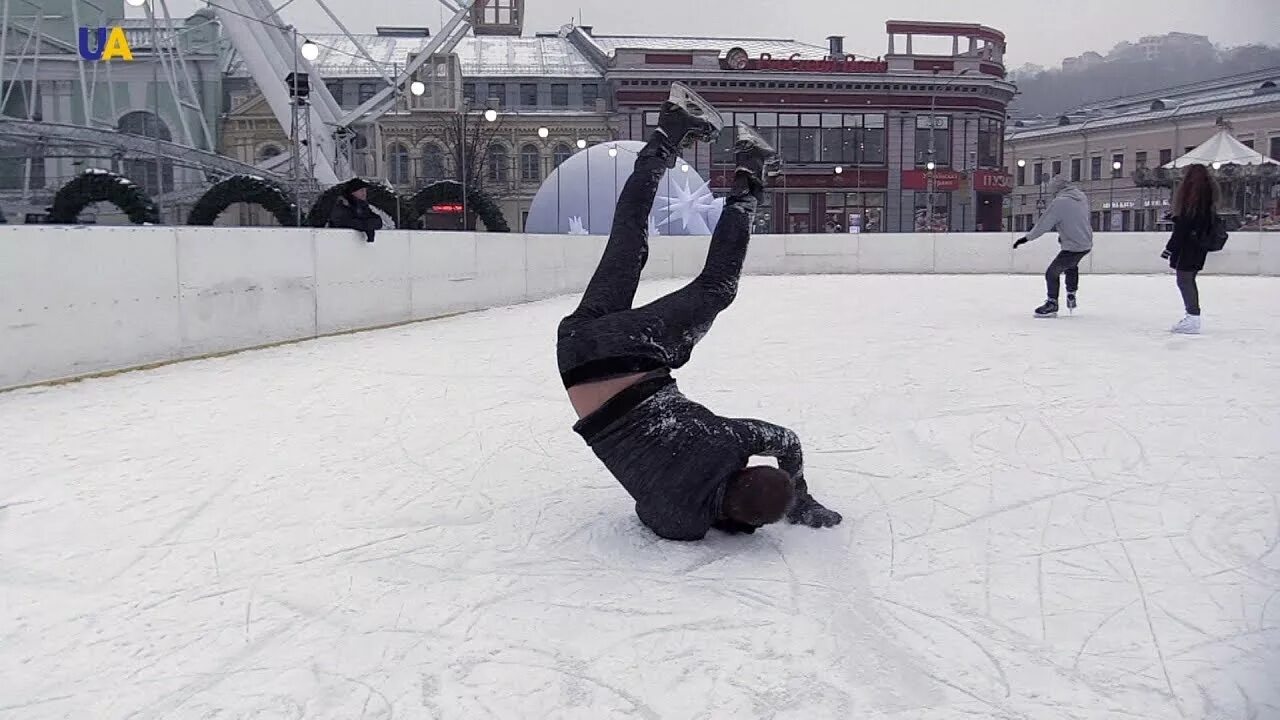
[567, 372, 652, 419]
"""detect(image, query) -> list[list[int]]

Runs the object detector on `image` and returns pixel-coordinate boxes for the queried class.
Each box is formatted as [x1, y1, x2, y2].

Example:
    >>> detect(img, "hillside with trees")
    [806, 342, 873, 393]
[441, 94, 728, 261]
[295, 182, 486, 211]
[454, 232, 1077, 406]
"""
[1009, 34, 1280, 118]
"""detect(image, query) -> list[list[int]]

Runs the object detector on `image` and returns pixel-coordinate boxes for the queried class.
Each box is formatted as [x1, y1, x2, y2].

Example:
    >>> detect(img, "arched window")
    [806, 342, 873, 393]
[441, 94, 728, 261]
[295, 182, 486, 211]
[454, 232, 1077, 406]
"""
[487, 143, 509, 183]
[553, 143, 572, 168]
[519, 143, 541, 182]
[387, 143, 411, 185]
[421, 143, 445, 182]
[117, 110, 173, 195]
[257, 144, 282, 163]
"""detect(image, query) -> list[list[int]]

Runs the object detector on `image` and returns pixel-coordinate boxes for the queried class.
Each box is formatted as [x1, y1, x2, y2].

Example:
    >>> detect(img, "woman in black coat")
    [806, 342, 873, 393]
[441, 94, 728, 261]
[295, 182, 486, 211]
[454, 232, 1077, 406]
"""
[1162, 163, 1217, 335]
[327, 180, 383, 242]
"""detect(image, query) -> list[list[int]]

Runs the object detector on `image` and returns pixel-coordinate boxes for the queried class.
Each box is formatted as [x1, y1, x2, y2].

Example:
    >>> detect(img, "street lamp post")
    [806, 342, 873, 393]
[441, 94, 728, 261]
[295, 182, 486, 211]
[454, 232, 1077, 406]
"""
[1110, 159, 1122, 230]
[926, 68, 970, 233]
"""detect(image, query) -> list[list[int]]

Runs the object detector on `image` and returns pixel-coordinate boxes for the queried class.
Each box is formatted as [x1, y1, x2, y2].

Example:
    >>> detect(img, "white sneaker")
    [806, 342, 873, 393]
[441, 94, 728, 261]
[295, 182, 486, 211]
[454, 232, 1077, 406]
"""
[1171, 315, 1201, 334]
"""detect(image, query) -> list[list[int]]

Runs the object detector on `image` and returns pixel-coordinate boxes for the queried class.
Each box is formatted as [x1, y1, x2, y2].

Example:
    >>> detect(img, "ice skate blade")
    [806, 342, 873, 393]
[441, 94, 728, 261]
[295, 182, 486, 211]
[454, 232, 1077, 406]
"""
[1034, 312, 1058, 318]
[668, 81, 724, 132]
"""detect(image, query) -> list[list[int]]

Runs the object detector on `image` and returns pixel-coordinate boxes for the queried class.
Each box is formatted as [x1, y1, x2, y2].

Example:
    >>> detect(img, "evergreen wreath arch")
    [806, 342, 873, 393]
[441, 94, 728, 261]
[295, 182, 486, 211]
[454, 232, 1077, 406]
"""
[187, 174, 300, 226]
[406, 180, 510, 232]
[307, 178, 408, 228]
[49, 169, 161, 225]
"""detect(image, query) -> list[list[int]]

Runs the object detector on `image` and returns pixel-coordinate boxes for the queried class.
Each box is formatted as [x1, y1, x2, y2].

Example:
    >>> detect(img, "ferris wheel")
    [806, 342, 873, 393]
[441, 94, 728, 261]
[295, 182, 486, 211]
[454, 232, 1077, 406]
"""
[0, 0, 477, 194]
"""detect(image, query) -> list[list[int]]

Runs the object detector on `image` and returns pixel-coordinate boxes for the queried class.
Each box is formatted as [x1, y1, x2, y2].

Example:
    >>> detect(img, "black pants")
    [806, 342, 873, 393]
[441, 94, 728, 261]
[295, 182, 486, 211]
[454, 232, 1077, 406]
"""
[1045, 250, 1090, 300]
[557, 136, 759, 388]
[1176, 271, 1200, 315]
[1170, 245, 1206, 316]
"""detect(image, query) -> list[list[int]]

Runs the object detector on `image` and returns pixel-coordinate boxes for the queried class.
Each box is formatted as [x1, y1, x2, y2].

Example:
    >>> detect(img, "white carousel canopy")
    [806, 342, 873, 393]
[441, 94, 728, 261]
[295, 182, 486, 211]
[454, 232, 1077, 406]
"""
[1164, 128, 1280, 168]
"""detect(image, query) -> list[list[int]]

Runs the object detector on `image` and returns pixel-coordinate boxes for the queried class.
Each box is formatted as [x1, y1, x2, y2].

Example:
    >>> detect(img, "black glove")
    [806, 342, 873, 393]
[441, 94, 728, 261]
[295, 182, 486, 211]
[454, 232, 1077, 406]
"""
[1012, 237, 1029, 249]
[1160, 249, 1171, 260]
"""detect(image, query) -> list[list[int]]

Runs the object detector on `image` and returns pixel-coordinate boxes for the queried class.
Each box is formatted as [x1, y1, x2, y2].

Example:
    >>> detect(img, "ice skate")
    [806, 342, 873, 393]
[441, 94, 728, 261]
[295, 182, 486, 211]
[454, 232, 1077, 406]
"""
[658, 82, 723, 149]
[1171, 314, 1201, 334]
[1066, 292, 1077, 313]
[733, 123, 781, 179]
[1034, 299, 1059, 318]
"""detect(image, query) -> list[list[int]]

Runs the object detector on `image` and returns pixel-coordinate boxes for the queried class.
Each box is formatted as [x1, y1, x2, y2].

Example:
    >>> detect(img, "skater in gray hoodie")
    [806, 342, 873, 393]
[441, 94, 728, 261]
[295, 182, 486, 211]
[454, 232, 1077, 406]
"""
[1013, 175, 1094, 317]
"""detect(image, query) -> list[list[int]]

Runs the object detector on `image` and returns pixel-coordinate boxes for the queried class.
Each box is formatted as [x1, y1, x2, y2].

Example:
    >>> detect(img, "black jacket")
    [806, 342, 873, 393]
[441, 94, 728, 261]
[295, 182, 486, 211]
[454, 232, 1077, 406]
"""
[328, 194, 383, 241]
[574, 374, 809, 541]
[1165, 213, 1212, 270]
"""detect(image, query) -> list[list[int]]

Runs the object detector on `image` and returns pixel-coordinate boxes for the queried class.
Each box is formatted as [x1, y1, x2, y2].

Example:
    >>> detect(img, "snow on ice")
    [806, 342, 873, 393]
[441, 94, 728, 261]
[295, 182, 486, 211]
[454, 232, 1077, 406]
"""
[1, 275, 1278, 719]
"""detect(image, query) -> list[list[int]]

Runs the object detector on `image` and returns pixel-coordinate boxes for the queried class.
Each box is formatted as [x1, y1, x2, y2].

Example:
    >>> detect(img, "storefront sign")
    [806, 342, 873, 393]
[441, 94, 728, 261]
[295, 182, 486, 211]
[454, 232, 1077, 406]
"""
[901, 169, 965, 192]
[972, 169, 1013, 194]
[724, 46, 889, 74]
[1102, 200, 1137, 210]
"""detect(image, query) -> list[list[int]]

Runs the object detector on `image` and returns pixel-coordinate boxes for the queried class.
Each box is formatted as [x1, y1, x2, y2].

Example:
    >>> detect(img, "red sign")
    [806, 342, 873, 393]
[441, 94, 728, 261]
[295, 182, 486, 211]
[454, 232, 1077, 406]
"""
[729, 54, 888, 74]
[430, 203, 463, 213]
[972, 169, 1013, 194]
[901, 169, 965, 191]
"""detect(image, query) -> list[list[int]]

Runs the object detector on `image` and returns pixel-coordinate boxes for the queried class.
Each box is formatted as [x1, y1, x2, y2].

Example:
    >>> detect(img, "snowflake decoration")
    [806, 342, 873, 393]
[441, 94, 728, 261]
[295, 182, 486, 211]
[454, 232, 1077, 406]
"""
[653, 174, 723, 235]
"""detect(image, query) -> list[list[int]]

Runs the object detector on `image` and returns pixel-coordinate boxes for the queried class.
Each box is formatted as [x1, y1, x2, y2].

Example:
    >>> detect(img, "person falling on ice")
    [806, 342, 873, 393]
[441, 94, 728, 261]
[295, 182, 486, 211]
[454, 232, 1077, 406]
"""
[1012, 174, 1094, 317]
[556, 83, 842, 541]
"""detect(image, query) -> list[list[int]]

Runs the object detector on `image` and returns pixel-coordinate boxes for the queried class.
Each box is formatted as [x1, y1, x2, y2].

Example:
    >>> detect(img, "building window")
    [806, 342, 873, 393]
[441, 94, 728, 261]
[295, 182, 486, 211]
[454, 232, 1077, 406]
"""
[713, 112, 738, 164]
[387, 143, 411, 185]
[824, 191, 885, 233]
[582, 83, 599, 108]
[421, 144, 445, 181]
[487, 83, 505, 108]
[1184, 146, 1195, 154]
[519, 143, 541, 182]
[1112, 153, 1124, 177]
[487, 144, 509, 183]
[1159, 148, 1173, 166]
[1241, 139, 1254, 149]
[553, 143, 572, 168]
[1015, 164, 1025, 185]
[1033, 161, 1044, 186]
[1270, 137, 1280, 162]
[463, 82, 476, 105]
[1070, 158, 1082, 182]
[913, 192, 952, 232]
[551, 84, 568, 107]
[257, 145, 282, 163]
[358, 83, 377, 104]
[860, 114, 886, 164]
[1090, 156, 1102, 180]
[326, 81, 344, 106]
[520, 83, 537, 107]
[915, 115, 950, 167]
[1051, 160, 1062, 178]
[1135, 151, 1148, 169]
[976, 118, 1001, 167]
[117, 110, 173, 195]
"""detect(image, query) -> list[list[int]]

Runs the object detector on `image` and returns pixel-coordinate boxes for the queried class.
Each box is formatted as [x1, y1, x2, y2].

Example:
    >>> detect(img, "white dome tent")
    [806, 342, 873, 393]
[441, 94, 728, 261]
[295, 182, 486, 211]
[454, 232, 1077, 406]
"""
[1163, 129, 1280, 168]
[524, 141, 724, 236]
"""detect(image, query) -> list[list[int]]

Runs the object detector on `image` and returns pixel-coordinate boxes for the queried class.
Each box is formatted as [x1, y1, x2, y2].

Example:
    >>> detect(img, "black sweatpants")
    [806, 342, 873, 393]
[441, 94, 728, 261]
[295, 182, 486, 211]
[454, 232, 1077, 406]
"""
[557, 136, 759, 388]
[1045, 250, 1090, 300]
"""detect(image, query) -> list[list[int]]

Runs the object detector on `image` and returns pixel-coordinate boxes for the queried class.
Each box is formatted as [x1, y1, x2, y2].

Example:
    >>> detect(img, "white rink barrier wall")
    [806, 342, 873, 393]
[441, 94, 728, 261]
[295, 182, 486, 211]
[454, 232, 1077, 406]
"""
[2, 226, 1277, 389]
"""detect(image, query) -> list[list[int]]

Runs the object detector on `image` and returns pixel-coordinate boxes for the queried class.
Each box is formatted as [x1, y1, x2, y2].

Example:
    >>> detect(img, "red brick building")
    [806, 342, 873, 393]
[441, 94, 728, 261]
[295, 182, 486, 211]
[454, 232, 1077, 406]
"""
[564, 21, 1016, 233]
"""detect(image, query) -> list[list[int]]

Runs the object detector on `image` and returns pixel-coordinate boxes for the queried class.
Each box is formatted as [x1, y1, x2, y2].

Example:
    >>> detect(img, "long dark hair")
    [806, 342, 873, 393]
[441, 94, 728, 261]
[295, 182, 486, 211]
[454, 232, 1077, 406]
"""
[1173, 164, 1217, 220]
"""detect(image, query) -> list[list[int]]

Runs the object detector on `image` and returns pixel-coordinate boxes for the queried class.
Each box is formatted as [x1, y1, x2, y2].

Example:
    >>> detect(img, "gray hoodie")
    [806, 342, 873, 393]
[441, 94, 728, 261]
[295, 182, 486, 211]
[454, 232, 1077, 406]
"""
[1026, 175, 1093, 252]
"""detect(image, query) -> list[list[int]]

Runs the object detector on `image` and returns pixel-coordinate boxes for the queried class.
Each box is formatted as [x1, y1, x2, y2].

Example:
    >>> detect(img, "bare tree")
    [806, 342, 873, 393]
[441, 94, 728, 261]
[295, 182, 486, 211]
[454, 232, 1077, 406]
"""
[430, 111, 516, 227]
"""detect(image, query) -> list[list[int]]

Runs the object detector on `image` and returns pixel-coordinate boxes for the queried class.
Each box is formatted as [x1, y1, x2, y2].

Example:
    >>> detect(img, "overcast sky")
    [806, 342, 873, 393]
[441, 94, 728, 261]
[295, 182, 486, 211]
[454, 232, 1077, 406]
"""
[155, 0, 1277, 67]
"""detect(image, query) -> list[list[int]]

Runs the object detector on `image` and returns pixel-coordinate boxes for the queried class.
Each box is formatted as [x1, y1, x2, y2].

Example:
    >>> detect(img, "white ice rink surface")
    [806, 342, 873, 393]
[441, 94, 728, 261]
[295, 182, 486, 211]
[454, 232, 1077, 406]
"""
[2, 275, 1279, 719]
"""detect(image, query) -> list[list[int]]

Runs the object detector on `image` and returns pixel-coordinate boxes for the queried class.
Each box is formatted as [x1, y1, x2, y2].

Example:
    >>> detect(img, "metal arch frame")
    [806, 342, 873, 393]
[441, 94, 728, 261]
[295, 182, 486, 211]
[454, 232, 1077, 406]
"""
[0, 117, 288, 180]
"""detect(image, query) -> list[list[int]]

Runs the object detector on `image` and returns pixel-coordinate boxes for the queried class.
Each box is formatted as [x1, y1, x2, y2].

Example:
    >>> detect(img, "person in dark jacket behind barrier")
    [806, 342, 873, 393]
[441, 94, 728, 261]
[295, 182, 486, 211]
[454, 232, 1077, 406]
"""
[1162, 163, 1218, 335]
[557, 82, 842, 541]
[1012, 175, 1094, 317]
[328, 179, 383, 242]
